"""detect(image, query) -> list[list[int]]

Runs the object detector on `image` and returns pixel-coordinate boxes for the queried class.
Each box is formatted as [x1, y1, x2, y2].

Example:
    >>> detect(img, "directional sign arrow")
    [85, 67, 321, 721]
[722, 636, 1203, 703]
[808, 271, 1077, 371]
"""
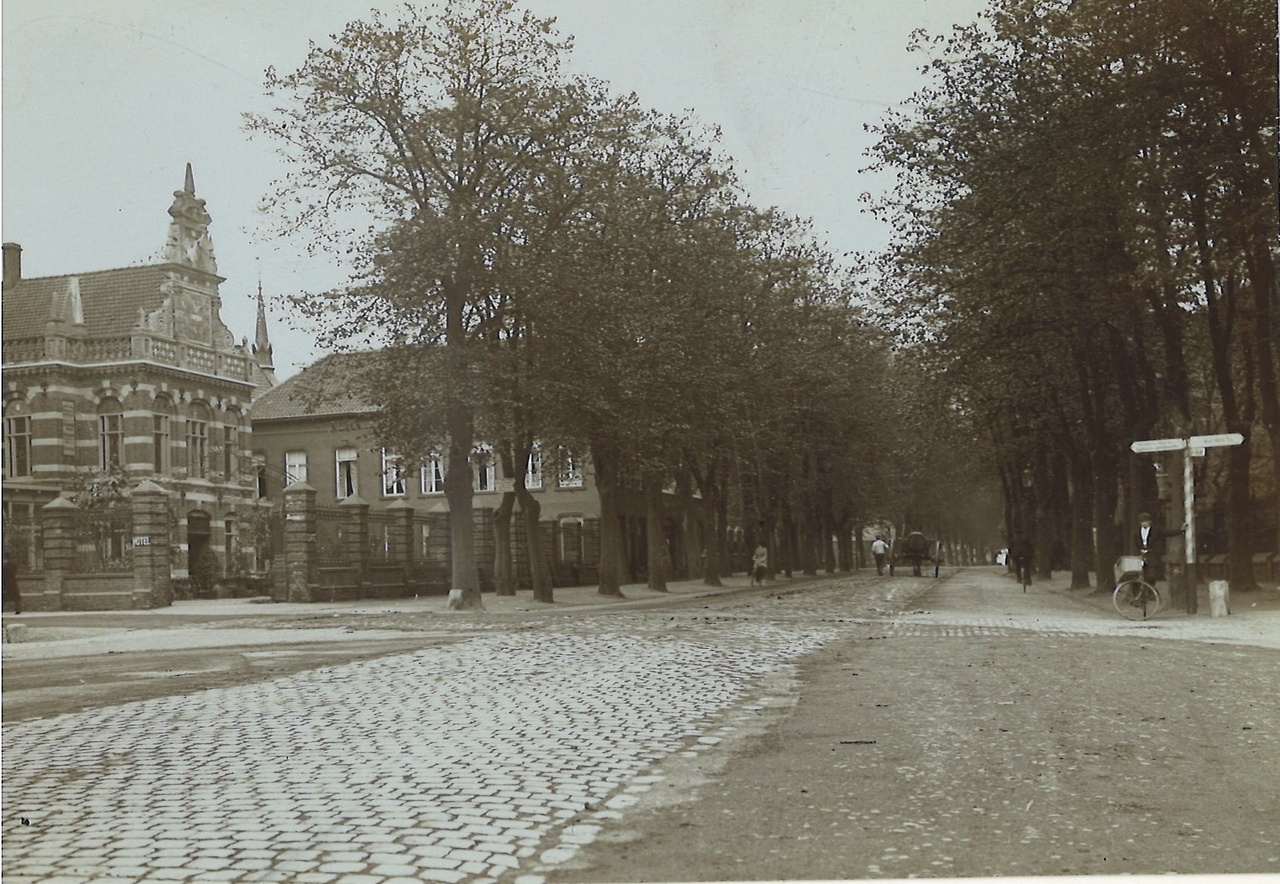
[1131, 438, 1187, 453]
[1188, 433, 1244, 448]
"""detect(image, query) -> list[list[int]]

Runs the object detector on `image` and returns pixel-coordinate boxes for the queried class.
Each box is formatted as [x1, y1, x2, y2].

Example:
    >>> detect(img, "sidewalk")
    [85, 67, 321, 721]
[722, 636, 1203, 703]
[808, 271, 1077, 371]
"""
[942, 567, 1280, 651]
[0, 575, 762, 660]
[5, 567, 1279, 658]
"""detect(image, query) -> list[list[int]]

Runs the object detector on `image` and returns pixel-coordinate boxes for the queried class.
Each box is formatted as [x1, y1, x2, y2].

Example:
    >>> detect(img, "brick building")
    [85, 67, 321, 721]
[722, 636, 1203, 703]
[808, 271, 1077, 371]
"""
[1, 165, 276, 609]
[250, 352, 607, 591]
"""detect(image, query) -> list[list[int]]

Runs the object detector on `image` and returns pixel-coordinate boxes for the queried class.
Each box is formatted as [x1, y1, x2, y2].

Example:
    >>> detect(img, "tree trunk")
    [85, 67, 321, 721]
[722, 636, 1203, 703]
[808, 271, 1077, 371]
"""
[714, 488, 730, 582]
[834, 518, 851, 572]
[689, 457, 724, 587]
[821, 508, 837, 574]
[677, 471, 700, 581]
[644, 473, 668, 592]
[1225, 438, 1259, 592]
[1091, 446, 1122, 595]
[443, 266, 479, 607]
[591, 443, 624, 597]
[1069, 454, 1094, 589]
[515, 483, 553, 603]
[444, 400, 480, 607]
[493, 490, 515, 596]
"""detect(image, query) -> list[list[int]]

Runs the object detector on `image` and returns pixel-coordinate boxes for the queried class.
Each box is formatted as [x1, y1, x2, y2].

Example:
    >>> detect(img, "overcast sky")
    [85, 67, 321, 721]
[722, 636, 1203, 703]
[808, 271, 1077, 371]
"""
[3, 0, 987, 379]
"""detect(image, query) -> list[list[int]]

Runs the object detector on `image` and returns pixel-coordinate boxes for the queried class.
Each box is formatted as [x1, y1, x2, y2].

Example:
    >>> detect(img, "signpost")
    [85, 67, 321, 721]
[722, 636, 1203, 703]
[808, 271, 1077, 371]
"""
[1130, 438, 1186, 453]
[1130, 432, 1246, 614]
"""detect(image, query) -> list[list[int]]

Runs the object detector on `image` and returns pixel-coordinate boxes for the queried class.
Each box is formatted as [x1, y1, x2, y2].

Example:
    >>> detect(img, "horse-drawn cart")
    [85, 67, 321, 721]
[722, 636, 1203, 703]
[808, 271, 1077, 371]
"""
[889, 531, 942, 577]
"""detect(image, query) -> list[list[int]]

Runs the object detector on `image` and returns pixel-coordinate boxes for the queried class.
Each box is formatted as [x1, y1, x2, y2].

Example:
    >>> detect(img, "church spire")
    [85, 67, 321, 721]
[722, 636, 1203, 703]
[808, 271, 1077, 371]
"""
[251, 278, 277, 389]
[253, 280, 274, 369]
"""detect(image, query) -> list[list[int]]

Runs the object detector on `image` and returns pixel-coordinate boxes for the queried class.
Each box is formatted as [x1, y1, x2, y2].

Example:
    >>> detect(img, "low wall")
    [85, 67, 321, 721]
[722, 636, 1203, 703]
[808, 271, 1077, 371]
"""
[11, 573, 160, 612]
[59, 574, 155, 611]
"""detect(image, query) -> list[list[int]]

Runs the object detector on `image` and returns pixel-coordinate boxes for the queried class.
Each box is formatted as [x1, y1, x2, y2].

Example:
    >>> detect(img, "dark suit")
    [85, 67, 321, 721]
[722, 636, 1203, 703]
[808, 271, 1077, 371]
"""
[1135, 525, 1183, 581]
[1009, 534, 1033, 586]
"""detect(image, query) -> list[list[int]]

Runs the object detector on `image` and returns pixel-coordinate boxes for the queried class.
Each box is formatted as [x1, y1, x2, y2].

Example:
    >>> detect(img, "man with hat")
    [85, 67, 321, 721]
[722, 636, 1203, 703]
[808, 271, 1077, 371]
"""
[1134, 511, 1185, 584]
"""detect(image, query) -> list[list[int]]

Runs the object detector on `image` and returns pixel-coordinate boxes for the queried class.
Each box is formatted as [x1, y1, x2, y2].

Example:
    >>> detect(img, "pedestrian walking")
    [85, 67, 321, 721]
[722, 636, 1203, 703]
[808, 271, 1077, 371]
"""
[871, 536, 889, 575]
[1009, 532, 1033, 590]
[751, 543, 768, 586]
[3, 551, 21, 615]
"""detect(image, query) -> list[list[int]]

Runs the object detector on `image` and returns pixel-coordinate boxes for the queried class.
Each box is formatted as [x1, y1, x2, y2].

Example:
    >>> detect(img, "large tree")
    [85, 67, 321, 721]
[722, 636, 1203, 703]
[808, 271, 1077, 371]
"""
[866, 0, 1277, 595]
[247, 0, 626, 607]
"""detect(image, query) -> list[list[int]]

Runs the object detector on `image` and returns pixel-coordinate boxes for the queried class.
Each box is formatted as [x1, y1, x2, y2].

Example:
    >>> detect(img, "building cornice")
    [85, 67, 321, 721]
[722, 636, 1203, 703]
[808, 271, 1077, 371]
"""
[1, 358, 258, 392]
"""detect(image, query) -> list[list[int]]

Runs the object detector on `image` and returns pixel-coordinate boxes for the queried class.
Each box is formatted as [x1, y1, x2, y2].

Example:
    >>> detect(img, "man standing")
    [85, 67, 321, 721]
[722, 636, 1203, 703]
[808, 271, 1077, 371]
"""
[871, 536, 889, 575]
[1009, 532, 1034, 589]
[1135, 512, 1184, 583]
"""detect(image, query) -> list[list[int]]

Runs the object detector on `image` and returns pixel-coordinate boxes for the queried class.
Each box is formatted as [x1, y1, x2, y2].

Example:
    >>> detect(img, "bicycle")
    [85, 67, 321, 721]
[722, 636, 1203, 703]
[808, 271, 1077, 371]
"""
[1112, 555, 1161, 621]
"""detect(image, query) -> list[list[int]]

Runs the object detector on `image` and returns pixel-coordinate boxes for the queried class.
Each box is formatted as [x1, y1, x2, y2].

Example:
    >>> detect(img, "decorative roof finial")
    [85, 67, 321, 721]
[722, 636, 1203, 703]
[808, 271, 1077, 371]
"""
[163, 164, 217, 273]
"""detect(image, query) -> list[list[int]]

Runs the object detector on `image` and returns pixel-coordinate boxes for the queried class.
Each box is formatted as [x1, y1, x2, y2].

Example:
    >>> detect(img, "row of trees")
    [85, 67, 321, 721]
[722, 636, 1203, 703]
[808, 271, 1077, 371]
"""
[866, 0, 1278, 595]
[247, 0, 999, 607]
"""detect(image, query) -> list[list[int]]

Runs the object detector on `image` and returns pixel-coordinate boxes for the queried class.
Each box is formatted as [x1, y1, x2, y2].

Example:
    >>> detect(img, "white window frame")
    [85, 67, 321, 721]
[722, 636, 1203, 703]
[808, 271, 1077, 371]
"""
[100, 412, 124, 470]
[284, 450, 308, 485]
[5, 415, 32, 478]
[381, 448, 407, 497]
[473, 444, 495, 493]
[222, 425, 237, 480]
[421, 453, 445, 495]
[186, 416, 208, 477]
[557, 450, 583, 489]
[525, 446, 543, 490]
[335, 447, 359, 499]
[152, 414, 171, 473]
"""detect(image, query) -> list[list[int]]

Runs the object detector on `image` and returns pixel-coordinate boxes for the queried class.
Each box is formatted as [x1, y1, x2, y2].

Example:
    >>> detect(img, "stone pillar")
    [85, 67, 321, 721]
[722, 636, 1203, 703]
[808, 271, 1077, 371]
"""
[39, 496, 78, 612]
[339, 495, 370, 596]
[387, 499, 415, 595]
[131, 480, 173, 608]
[283, 481, 317, 603]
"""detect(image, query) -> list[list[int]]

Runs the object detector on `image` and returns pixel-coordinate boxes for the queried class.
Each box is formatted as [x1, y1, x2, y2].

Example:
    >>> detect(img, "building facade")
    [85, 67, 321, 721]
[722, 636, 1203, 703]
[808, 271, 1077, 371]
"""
[1, 165, 276, 609]
[250, 352, 608, 591]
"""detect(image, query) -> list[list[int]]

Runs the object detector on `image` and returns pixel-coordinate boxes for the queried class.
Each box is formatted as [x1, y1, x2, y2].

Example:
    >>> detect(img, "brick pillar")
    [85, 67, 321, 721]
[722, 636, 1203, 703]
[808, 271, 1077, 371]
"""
[339, 495, 370, 597]
[39, 496, 78, 612]
[283, 481, 317, 603]
[131, 480, 172, 608]
[386, 499, 415, 595]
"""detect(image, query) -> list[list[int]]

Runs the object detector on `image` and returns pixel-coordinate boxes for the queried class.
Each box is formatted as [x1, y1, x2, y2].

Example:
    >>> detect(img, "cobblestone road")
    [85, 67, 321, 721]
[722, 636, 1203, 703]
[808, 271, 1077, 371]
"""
[3, 570, 1276, 882]
[3, 576, 920, 883]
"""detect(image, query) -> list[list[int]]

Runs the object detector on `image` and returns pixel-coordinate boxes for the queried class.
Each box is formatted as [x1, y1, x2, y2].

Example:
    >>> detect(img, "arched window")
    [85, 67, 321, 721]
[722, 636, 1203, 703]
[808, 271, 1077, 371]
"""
[3, 400, 31, 479]
[221, 408, 241, 481]
[97, 398, 124, 470]
[152, 395, 174, 474]
[186, 401, 212, 478]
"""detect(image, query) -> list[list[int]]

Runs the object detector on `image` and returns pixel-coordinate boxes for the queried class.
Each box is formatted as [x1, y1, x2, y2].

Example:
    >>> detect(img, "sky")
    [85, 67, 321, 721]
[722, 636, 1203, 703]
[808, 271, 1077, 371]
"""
[2, 0, 988, 379]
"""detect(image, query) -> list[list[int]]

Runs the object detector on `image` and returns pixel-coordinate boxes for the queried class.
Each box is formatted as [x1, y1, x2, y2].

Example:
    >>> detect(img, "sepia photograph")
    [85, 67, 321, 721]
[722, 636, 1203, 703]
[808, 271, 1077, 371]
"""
[2, 1, 1277, 882]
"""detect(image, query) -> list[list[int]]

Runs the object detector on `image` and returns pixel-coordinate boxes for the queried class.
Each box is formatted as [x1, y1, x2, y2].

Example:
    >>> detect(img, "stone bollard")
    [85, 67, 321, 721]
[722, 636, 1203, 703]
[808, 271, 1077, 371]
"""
[447, 589, 464, 610]
[1208, 580, 1230, 617]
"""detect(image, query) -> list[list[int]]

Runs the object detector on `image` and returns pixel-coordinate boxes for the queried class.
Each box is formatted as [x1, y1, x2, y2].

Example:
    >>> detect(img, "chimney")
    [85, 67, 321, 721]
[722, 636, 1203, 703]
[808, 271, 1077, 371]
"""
[3, 243, 21, 290]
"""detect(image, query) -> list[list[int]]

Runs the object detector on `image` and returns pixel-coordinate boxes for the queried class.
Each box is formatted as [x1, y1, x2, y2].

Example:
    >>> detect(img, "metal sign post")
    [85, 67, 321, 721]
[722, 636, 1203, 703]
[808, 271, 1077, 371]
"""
[1130, 433, 1244, 615]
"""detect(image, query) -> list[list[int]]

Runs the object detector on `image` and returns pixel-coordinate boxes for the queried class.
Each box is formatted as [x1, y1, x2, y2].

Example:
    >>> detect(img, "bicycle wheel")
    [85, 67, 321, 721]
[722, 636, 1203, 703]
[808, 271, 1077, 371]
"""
[1113, 579, 1160, 621]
